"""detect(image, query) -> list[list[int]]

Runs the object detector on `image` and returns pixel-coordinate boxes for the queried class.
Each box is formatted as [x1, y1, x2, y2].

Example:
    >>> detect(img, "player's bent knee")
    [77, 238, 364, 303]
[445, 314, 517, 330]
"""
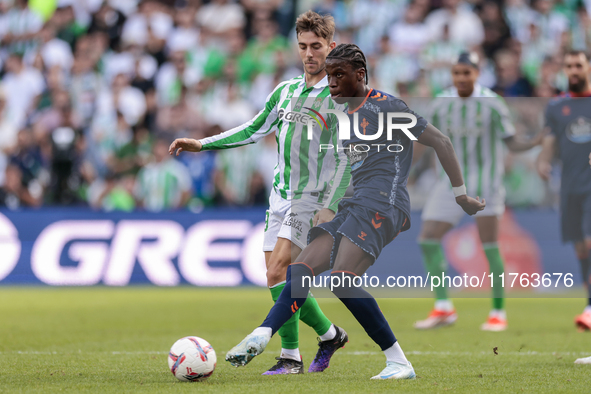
[266, 253, 293, 286]
[266, 269, 286, 287]
[289, 263, 315, 297]
[418, 229, 442, 242]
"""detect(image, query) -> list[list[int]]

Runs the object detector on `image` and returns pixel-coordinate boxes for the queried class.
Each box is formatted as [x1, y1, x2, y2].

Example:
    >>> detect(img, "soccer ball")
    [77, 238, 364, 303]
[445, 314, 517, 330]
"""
[168, 336, 216, 382]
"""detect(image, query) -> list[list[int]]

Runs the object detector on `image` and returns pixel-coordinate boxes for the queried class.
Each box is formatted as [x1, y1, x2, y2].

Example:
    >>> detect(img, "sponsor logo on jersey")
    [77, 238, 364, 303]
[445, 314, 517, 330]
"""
[345, 145, 368, 171]
[362, 101, 381, 114]
[278, 108, 313, 124]
[566, 116, 591, 143]
[277, 108, 328, 132]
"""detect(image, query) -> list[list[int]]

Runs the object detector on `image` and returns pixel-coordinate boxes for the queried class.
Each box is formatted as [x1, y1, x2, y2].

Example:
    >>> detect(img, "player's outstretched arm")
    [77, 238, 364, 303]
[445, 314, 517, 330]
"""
[169, 138, 203, 156]
[504, 127, 548, 152]
[190, 82, 287, 154]
[417, 123, 486, 215]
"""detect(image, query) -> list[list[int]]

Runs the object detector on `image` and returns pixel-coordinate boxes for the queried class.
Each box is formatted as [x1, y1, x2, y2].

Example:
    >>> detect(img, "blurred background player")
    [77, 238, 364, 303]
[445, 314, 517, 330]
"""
[168, 11, 351, 375]
[537, 50, 591, 332]
[224, 43, 485, 380]
[414, 52, 544, 331]
[574, 153, 591, 364]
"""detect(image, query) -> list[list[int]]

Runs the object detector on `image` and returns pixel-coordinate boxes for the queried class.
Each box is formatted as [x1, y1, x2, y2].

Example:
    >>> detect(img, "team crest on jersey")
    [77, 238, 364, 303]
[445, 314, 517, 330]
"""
[475, 112, 483, 124]
[566, 116, 591, 143]
[313, 97, 323, 110]
[562, 105, 571, 116]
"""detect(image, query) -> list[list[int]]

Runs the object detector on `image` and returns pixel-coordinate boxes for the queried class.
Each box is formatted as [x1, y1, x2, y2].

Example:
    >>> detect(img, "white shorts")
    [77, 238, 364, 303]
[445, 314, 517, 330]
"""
[263, 190, 323, 252]
[421, 180, 505, 225]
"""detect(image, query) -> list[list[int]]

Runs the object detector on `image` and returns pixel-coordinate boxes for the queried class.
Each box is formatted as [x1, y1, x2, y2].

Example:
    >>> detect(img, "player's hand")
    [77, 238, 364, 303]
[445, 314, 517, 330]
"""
[313, 208, 335, 226]
[455, 195, 486, 216]
[169, 138, 202, 156]
[536, 159, 552, 181]
[588, 152, 591, 167]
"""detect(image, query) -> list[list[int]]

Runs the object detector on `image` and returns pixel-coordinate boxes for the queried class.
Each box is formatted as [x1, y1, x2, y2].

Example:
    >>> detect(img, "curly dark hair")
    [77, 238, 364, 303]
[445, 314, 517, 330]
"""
[327, 43, 368, 84]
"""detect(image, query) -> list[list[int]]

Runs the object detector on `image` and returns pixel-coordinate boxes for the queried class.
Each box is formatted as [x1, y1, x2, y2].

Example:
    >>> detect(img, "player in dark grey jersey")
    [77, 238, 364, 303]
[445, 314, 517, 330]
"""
[537, 50, 591, 331]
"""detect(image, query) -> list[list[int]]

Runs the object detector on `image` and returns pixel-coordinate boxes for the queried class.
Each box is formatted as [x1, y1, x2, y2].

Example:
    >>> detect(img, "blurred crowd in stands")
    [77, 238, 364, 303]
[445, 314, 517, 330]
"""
[0, 0, 585, 211]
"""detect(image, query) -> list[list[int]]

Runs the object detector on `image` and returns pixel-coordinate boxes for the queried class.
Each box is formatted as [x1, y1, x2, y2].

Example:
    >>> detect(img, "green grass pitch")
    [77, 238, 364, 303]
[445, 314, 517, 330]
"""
[1, 287, 591, 393]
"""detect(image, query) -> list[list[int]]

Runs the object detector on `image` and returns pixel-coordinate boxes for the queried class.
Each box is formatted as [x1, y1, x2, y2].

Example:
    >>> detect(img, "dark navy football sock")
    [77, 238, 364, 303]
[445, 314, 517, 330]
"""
[330, 272, 396, 351]
[260, 263, 313, 335]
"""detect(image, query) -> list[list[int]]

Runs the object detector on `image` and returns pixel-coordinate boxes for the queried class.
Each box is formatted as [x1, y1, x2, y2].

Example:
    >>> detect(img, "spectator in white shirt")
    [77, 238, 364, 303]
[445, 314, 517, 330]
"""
[28, 22, 74, 71]
[425, 0, 485, 48]
[0, 0, 43, 55]
[196, 0, 246, 36]
[531, 0, 569, 48]
[2, 53, 45, 128]
[155, 50, 200, 106]
[388, 3, 430, 55]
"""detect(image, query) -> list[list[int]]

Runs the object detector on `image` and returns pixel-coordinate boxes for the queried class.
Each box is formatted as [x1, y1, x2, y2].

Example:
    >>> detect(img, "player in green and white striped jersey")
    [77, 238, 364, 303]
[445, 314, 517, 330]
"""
[169, 11, 351, 375]
[414, 52, 544, 332]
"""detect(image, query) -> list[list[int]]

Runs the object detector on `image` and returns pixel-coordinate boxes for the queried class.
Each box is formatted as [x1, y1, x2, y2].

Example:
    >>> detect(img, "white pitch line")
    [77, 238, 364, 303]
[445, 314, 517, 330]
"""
[345, 350, 591, 357]
[1, 350, 591, 357]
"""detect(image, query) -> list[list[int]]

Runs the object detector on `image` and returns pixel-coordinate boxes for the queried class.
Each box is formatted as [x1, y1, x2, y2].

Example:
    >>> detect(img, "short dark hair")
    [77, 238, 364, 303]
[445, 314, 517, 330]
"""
[295, 11, 335, 43]
[327, 43, 369, 84]
[565, 50, 590, 61]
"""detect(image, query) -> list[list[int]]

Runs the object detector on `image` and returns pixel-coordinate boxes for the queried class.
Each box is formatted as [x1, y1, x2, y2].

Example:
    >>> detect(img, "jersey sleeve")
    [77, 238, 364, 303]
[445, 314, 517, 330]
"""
[544, 100, 558, 136]
[424, 97, 444, 129]
[490, 97, 516, 139]
[324, 108, 351, 212]
[199, 81, 287, 150]
[391, 98, 428, 140]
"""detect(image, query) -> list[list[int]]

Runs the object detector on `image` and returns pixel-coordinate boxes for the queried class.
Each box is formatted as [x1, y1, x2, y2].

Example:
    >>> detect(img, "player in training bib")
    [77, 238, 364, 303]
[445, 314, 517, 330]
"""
[225, 43, 485, 380]
[169, 12, 351, 374]
[414, 52, 544, 331]
[537, 50, 591, 331]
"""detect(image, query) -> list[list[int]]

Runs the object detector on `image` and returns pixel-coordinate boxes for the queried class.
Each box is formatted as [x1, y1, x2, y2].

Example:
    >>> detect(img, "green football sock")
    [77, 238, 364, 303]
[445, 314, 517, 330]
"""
[483, 243, 505, 310]
[298, 292, 333, 337]
[419, 240, 449, 300]
[270, 282, 299, 349]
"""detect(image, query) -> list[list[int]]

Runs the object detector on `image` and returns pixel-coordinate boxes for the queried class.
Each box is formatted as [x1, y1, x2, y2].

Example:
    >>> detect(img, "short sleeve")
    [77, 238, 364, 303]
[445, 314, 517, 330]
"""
[490, 97, 516, 139]
[389, 98, 428, 140]
[544, 102, 557, 136]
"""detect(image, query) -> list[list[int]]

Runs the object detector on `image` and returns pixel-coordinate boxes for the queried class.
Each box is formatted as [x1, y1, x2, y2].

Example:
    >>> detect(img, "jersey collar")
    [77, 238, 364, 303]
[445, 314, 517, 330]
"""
[451, 84, 483, 98]
[302, 74, 328, 91]
[566, 90, 591, 98]
[348, 88, 373, 114]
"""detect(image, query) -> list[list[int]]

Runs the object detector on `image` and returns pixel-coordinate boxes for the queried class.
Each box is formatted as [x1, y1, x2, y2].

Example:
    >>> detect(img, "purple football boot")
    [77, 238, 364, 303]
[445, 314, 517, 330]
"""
[262, 357, 304, 375]
[308, 325, 348, 372]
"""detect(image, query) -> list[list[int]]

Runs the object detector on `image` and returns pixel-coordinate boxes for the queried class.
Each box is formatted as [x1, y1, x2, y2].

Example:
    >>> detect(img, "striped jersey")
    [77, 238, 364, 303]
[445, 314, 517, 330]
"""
[135, 159, 192, 212]
[427, 84, 515, 197]
[199, 75, 351, 212]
